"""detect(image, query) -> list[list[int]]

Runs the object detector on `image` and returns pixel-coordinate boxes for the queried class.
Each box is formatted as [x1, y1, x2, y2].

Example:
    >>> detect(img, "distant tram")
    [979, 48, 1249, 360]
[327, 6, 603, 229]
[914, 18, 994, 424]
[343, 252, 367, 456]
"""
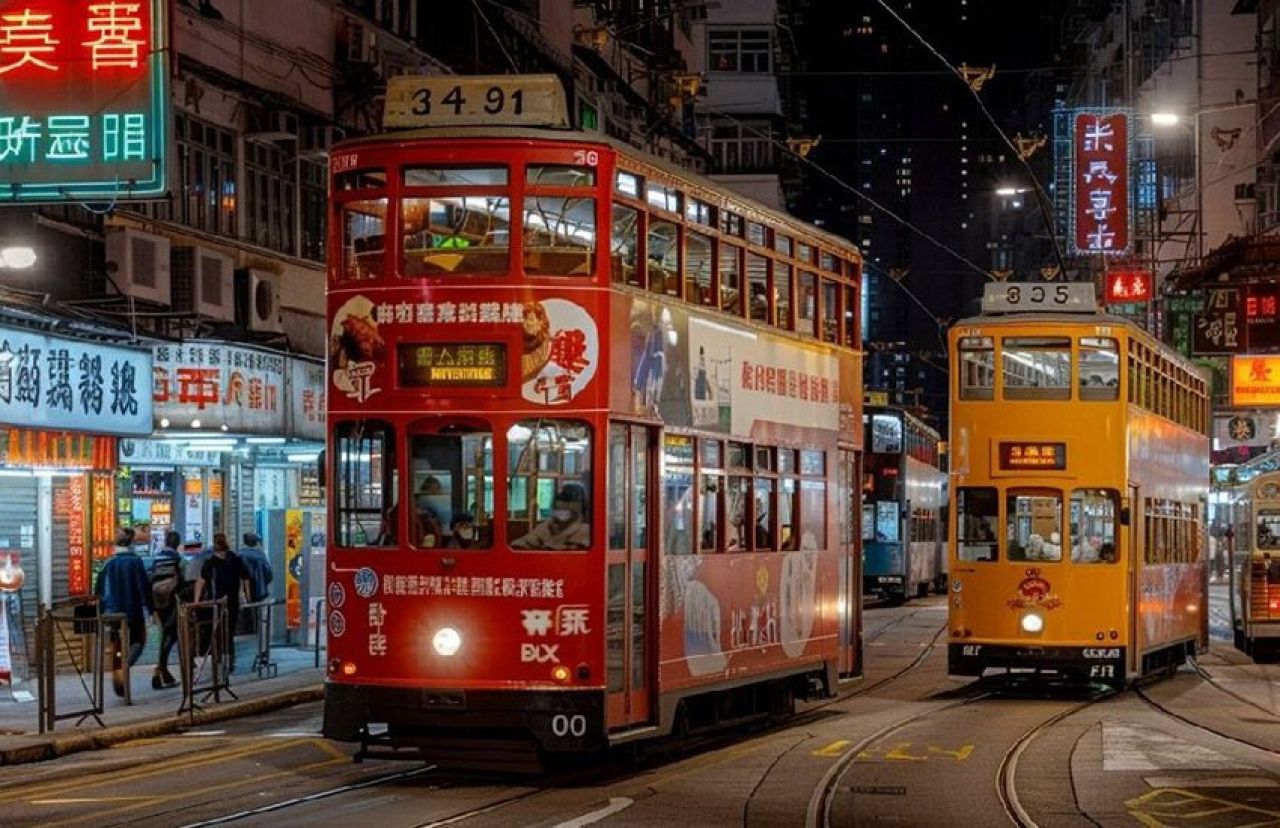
[1227, 471, 1280, 660]
[862, 405, 946, 600]
[947, 283, 1210, 686]
[321, 106, 864, 768]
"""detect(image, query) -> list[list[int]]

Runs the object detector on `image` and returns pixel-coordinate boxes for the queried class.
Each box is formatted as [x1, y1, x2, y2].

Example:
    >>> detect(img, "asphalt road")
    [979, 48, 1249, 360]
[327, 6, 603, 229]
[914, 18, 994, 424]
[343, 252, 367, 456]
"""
[4, 596, 1280, 828]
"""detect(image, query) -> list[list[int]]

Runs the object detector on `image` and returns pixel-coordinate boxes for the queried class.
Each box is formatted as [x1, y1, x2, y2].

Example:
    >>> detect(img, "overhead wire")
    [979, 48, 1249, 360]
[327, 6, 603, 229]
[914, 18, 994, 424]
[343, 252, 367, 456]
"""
[468, 0, 521, 74]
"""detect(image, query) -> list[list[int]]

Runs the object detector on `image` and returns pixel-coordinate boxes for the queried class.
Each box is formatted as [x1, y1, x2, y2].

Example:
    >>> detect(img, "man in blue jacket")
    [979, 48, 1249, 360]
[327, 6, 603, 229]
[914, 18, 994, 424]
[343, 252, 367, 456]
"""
[94, 527, 157, 696]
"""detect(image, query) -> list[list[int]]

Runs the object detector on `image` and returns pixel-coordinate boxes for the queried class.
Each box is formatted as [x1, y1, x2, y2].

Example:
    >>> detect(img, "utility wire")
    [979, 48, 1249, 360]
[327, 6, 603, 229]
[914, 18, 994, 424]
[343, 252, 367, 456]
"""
[468, 0, 521, 74]
[873, 0, 1067, 275]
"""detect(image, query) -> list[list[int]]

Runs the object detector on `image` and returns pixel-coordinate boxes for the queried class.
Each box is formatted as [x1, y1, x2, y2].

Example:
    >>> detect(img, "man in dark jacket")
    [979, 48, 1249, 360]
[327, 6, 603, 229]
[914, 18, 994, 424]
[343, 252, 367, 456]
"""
[149, 531, 186, 689]
[94, 527, 156, 696]
[237, 533, 273, 603]
[195, 533, 250, 672]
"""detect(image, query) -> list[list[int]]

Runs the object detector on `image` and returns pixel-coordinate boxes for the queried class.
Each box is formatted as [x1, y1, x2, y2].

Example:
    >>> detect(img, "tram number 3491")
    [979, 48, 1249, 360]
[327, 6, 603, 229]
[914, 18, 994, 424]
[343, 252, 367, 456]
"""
[551, 714, 588, 738]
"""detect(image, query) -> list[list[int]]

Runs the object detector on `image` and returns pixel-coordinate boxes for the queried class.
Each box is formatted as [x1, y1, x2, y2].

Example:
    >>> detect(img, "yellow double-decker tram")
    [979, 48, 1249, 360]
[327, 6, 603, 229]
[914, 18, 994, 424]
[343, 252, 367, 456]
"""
[947, 283, 1210, 687]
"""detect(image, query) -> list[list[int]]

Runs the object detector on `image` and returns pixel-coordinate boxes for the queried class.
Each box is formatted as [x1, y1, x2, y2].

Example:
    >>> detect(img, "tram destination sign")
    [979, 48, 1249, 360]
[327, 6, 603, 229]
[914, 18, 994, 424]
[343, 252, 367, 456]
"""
[998, 442, 1067, 471]
[384, 74, 569, 129]
[397, 342, 507, 387]
[982, 283, 1098, 314]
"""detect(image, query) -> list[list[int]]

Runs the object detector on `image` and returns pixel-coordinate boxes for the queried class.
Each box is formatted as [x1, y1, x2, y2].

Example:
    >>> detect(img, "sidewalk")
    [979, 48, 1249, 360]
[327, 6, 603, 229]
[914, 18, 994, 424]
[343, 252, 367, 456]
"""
[0, 639, 324, 766]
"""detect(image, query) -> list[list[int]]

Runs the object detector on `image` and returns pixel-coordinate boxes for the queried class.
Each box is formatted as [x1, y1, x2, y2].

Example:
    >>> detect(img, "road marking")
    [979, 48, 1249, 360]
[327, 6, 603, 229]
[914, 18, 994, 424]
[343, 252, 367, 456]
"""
[1127, 787, 1280, 827]
[551, 797, 634, 828]
[32, 797, 159, 805]
[1143, 776, 1280, 789]
[182, 730, 226, 737]
[1103, 724, 1250, 772]
[858, 743, 974, 762]
[813, 739, 851, 757]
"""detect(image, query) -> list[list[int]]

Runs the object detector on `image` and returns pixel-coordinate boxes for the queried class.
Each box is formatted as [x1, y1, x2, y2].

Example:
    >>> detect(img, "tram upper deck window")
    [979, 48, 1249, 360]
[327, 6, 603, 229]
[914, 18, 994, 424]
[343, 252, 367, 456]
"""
[957, 487, 998, 562]
[1071, 489, 1118, 563]
[1006, 489, 1063, 562]
[1002, 337, 1071, 400]
[647, 183, 681, 214]
[611, 204, 640, 286]
[523, 196, 596, 276]
[335, 421, 397, 548]
[340, 199, 387, 281]
[958, 337, 994, 400]
[401, 196, 510, 276]
[616, 171, 641, 197]
[1258, 510, 1280, 550]
[1079, 337, 1120, 400]
[404, 166, 509, 187]
[527, 165, 595, 188]
[407, 426, 494, 550]
[507, 420, 593, 551]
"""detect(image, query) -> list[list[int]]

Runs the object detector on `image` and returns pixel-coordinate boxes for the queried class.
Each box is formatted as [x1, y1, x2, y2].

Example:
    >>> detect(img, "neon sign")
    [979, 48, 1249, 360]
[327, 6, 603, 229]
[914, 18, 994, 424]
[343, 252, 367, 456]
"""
[1071, 111, 1131, 255]
[0, 0, 167, 202]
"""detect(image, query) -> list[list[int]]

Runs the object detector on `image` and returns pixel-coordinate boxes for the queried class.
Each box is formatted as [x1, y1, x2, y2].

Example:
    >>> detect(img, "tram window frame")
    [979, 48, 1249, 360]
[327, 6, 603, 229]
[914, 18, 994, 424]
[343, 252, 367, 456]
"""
[526, 164, 596, 188]
[958, 336, 995, 400]
[1069, 488, 1118, 564]
[796, 271, 818, 337]
[747, 252, 770, 323]
[647, 218, 681, 296]
[821, 279, 840, 343]
[720, 241, 744, 316]
[335, 168, 387, 191]
[842, 284, 858, 348]
[699, 438, 724, 553]
[663, 433, 695, 556]
[1002, 337, 1072, 400]
[957, 486, 999, 562]
[334, 420, 397, 549]
[405, 423, 495, 551]
[522, 195, 597, 276]
[400, 194, 512, 277]
[507, 419, 593, 552]
[1256, 510, 1280, 551]
[403, 165, 509, 187]
[616, 171, 642, 197]
[338, 197, 388, 282]
[611, 202, 642, 287]
[775, 261, 794, 331]
[1005, 488, 1064, 563]
[686, 230, 716, 307]
[647, 182, 682, 214]
[1079, 337, 1120, 400]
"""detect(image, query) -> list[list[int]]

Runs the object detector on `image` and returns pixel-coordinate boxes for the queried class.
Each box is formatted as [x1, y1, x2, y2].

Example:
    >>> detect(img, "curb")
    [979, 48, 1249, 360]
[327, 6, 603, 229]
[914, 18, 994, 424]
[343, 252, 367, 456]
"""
[0, 685, 324, 766]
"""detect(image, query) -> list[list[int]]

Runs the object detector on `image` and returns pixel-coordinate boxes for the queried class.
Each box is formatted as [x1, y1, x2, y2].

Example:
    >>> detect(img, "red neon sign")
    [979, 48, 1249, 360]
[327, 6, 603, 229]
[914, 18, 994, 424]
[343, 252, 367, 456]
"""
[1105, 268, 1152, 304]
[0, 2, 148, 78]
[1073, 112, 1130, 255]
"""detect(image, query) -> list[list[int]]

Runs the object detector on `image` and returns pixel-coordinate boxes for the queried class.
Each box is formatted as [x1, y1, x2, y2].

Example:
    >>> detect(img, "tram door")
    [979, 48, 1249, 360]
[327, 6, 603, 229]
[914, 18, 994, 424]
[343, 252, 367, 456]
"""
[606, 424, 655, 729]
[838, 449, 860, 677]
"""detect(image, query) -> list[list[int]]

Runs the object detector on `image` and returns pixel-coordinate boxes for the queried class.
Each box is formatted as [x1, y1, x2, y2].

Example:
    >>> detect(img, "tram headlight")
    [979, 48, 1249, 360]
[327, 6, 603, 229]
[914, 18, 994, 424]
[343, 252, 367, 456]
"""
[1020, 612, 1045, 635]
[432, 626, 463, 657]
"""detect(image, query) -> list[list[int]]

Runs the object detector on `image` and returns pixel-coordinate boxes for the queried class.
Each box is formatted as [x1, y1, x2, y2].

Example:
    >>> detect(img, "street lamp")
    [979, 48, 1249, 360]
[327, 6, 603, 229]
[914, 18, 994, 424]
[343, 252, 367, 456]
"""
[0, 246, 37, 269]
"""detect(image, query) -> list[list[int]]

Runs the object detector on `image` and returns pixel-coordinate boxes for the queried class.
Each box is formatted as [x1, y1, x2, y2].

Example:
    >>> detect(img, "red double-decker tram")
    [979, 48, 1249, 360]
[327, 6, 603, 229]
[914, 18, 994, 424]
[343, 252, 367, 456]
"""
[322, 125, 864, 768]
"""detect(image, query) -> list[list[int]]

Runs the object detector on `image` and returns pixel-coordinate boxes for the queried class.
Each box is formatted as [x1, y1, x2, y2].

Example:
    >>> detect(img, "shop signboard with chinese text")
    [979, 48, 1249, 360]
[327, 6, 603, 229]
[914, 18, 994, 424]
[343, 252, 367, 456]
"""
[1247, 284, 1280, 351]
[1193, 288, 1245, 355]
[286, 359, 325, 441]
[1072, 111, 1131, 255]
[0, 327, 151, 435]
[117, 438, 219, 467]
[1231, 355, 1280, 407]
[152, 342, 286, 434]
[1104, 268, 1152, 305]
[0, 0, 169, 202]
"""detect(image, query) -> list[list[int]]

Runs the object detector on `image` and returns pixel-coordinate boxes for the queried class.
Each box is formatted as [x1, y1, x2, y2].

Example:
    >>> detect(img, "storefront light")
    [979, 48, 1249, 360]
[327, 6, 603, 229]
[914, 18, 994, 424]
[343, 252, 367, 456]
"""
[159, 418, 170, 428]
[286, 452, 320, 463]
[247, 437, 287, 445]
[190, 419, 202, 429]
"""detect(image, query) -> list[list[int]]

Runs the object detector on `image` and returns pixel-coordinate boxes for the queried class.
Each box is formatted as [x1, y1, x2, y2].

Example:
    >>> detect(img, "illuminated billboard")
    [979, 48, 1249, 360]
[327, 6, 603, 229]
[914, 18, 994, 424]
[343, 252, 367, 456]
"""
[1231, 355, 1280, 408]
[0, 0, 168, 202]
[1071, 111, 1131, 255]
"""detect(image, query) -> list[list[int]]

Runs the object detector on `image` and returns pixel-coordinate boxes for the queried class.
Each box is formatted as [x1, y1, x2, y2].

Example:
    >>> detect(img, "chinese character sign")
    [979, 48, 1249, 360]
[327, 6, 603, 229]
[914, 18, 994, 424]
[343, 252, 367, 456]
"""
[1193, 288, 1246, 355]
[1232, 355, 1280, 407]
[1247, 284, 1280, 352]
[152, 342, 287, 434]
[0, 0, 167, 202]
[0, 325, 151, 435]
[287, 359, 326, 441]
[1073, 112, 1130, 255]
[1104, 268, 1152, 305]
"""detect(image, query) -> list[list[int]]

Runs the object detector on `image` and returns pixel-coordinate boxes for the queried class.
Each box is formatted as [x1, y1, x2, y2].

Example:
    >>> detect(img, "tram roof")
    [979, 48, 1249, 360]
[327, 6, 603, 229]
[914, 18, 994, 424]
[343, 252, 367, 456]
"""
[337, 126, 861, 258]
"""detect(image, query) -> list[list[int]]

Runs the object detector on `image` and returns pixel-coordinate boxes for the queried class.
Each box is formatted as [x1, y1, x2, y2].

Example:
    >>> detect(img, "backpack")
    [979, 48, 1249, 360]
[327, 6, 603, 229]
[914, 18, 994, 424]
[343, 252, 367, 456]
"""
[151, 556, 181, 610]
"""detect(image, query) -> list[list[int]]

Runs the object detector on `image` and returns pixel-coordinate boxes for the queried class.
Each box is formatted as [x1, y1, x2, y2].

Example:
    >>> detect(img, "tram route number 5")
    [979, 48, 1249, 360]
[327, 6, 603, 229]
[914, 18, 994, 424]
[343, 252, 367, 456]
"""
[383, 74, 570, 129]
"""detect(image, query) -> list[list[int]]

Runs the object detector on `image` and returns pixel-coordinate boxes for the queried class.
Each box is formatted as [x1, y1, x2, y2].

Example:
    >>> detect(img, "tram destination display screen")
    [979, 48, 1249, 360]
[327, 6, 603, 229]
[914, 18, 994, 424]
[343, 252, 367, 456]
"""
[398, 343, 507, 387]
[998, 441, 1067, 471]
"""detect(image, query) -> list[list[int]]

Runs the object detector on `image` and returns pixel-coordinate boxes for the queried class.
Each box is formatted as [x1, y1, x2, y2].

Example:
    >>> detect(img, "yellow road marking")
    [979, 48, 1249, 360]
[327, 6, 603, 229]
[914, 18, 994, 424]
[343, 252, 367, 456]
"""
[812, 740, 851, 757]
[884, 742, 928, 762]
[928, 744, 974, 761]
[1126, 787, 1280, 827]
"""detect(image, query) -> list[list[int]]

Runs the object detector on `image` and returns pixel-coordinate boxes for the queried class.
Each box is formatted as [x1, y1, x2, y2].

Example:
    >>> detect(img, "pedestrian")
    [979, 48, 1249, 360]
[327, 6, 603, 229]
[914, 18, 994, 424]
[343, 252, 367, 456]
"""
[94, 527, 157, 696]
[149, 530, 186, 689]
[194, 533, 250, 673]
[237, 533, 274, 604]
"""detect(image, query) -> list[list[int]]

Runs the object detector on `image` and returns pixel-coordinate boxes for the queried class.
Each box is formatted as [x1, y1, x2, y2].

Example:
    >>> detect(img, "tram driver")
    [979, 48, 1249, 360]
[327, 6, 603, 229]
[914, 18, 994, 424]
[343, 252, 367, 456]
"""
[512, 484, 591, 550]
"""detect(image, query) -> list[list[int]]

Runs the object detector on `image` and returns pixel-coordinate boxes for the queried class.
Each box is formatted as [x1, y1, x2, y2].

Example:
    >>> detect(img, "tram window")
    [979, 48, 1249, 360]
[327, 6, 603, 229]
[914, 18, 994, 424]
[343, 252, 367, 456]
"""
[754, 478, 776, 549]
[1079, 338, 1119, 400]
[407, 428, 494, 550]
[747, 253, 769, 322]
[664, 468, 694, 556]
[843, 285, 858, 348]
[959, 337, 994, 400]
[647, 219, 680, 296]
[1002, 337, 1071, 400]
[801, 450, 825, 476]
[1006, 489, 1063, 562]
[800, 479, 827, 549]
[507, 420, 592, 551]
[701, 439, 723, 468]
[797, 243, 814, 264]
[700, 474, 722, 552]
[1070, 489, 1118, 564]
[775, 234, 793, 257]
[611, 204, 641, 286]
[727, 475, 752, 551]
[721, 211, 744, 237]
[404, 166, 508, 187]
[336, 168, 386, 190]
[686, 198, 714, 226]
[647, 183, 681, 214]
[401, 196, 510, 276]
[728, 442, 751, 470]
[778, 448, 797, 474]
[686, 232, 715, 306]
[862, 503, 876, 542]
[957, 487, 998, 561]
[1257, 510, 1280, 550]
[526, 164, 595, 188]
[608, 425, 626, 550]
[335, 421, 396, 548]
[755, 446, 775, 472]
[777, 477, 798, 550]
[747, 221, 767, 247]
[821, 279, 840, 343]
[797, 271, 818, 337]
[523, 197, 596, 276]
[775, 263, 793, 329]
[340, 199, 387, 281]
[720, 242, 743, 315]
[616, 171, 641, 197]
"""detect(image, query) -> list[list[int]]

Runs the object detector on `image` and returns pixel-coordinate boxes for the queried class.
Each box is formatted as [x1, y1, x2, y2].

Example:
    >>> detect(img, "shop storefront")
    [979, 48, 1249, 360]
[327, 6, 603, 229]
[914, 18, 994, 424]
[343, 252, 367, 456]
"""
[0, 326, 153, 679]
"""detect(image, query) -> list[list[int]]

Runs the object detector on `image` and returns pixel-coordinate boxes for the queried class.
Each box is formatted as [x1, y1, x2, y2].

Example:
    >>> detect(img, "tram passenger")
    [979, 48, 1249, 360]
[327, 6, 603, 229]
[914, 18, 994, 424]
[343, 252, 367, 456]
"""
[445, 513, 479, 549]
[512, 484, 591, 550]
[1099, 542, 1117, 564]
[1072, 535, 1102, 563]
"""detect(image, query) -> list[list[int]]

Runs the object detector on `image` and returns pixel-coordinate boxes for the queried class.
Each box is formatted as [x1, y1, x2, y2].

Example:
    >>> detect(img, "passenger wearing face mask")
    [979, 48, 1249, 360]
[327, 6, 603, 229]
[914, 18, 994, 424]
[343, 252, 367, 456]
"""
[512, 484, 591, 550]
[446, 513, 479, 548]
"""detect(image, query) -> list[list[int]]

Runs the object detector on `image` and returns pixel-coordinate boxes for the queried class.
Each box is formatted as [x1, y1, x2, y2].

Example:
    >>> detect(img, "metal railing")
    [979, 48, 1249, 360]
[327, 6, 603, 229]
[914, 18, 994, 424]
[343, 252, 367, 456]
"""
[246, 598, 279, 679]
[36, 596, 106, 732]
[177, 598, 237, 719]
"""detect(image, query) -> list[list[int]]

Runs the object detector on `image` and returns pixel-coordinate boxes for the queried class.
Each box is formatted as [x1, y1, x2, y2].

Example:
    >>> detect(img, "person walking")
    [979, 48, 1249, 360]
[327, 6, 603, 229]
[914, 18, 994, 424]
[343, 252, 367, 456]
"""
[149, 530, 186, 689]
[94, 527, 157, 696]
[194, 533, 250, 673]
[236, 533, 274, 604]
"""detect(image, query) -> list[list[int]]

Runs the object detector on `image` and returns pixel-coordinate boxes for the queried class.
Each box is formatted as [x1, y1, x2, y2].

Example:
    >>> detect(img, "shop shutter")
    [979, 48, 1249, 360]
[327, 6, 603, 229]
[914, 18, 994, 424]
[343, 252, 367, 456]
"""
[0, 478, 39, 680]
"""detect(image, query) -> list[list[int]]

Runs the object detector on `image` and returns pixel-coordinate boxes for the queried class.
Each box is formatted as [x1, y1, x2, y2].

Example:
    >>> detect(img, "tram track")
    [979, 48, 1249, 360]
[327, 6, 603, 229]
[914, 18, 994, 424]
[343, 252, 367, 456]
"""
[1134, 681, 1280, 759]
[1189, 655, 1280, 719]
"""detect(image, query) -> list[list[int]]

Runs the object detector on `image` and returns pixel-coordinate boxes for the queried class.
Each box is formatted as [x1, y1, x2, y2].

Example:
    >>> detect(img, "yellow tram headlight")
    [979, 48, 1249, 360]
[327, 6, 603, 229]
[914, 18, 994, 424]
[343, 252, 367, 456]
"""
[432, 626, 463, 657]
[1020, 612, 1045, 635]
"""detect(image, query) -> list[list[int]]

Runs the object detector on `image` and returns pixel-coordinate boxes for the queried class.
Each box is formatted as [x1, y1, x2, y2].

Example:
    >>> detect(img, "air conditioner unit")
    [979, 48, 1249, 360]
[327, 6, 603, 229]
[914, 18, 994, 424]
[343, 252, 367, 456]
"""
[236, 268, 284, 334]
[172, 246, 234, 322]
[105, 227, 171, 305]
[346, 21, 379, 65]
